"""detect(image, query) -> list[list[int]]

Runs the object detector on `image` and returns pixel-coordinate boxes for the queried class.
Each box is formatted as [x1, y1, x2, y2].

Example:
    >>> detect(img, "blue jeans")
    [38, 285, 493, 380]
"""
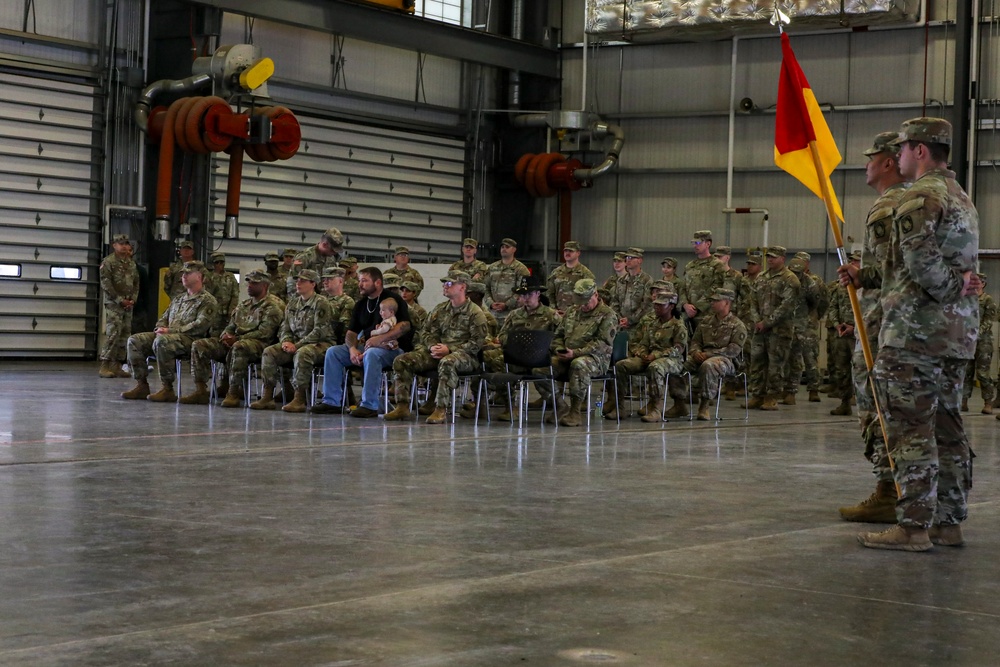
[321, 344, 402, 410]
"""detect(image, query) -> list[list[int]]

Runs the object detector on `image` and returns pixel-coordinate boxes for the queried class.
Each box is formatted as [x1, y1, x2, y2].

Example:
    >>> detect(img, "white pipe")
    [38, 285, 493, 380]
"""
[722, 207, 769, 248]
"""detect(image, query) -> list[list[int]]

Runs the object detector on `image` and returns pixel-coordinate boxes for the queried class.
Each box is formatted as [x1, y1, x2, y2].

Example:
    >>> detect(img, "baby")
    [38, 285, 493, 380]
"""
[358, 297, 399, 350]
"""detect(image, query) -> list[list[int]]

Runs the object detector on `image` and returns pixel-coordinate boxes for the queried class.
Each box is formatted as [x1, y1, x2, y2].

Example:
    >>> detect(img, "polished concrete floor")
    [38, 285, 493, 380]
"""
[2, 362, 999, 666]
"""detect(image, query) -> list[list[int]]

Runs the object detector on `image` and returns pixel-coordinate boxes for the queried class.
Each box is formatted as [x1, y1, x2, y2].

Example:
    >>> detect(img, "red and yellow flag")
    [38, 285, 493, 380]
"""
[774, 32, 843, 221]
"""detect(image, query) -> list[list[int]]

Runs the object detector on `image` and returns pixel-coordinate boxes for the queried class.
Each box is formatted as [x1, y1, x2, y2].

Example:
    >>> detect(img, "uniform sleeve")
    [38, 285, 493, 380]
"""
[279, 305, 294, 343]
[896, 196, 967, 304]
[297, 299, 334, 346]
[574, 311, 618, 358]
[767, 274, 800, 328]
[99, 261, 120, 304]
[248, 300, 285, 342]
[455, 309, 488, 356]
[481, 266, 496, 310]
[178, 294, 218, 336]
[812, 278, 830, 319]
[717, 320, 747, 359]
[651, 323, 686, 360]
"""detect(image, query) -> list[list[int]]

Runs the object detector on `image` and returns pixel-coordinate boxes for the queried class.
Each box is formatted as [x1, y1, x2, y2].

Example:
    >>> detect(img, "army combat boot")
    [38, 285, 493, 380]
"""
[282, 388, 308, 413]
[546, 398, 570, 424]
[741, 395, 764, 410]
[250, 383, 277, 410]
[664, 398, 689, 419]
[782, 392, 796, 406]
[603, 387, 620, 420]
[383, 401, 412, 421]
[147, 381, 177, 402]
[808, 390, 821, 402]
[857, 525, 932, 552]
[179, 381, 211, 405]
[99, 360, 116, 378]
[641, 396, 664, 423]
[113, 360, 131, 378]
[558, 398, 583, 427]
[982, 400, 994, 415]
[220, 385, 245, 408]
[121, 379, 150, 400]
[928, 524, 965, 547]
[696, 397, 712, 421]
[760, 395, 779, 411]
[426, 406, 448, 424]
[830, 399, 852, 416]
[838, 480, 897, 523]
[418, 384, 438, 415]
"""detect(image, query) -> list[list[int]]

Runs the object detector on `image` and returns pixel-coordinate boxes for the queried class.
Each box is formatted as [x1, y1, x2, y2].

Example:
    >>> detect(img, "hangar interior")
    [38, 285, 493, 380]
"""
[2, 1, 1000, 664]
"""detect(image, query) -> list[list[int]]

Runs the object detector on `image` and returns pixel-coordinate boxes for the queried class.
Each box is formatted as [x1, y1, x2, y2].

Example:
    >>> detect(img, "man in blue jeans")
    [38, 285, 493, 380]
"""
[310, 266, 414, 417]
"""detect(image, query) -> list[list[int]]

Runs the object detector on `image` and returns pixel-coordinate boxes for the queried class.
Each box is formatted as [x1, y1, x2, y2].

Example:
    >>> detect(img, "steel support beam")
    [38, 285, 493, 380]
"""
[187, 0, 560, 79]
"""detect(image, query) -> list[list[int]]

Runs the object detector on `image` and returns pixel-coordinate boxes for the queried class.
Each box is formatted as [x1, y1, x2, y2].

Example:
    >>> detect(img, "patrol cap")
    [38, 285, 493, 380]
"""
[794, 251, 811, 262]
[178, 240, 194, 250]
[338, 258, 355, 269]
[746, 255, 762, 265]
[500, 237, 518, 248]
[394, 246, 409, 255]
[244, 269, 270, 284]
[401, 280, 422, 294]
[661, 257, 678, 268]
[652, 279, 675, 292]
[848, 250, 862, 262]
[264, 251, 280, 262]
[766, 246, 787, 258]
[382, 275, 402, 290]
[692, 230, 713, 242]
[653, 293, 678, 306]
[322, 266, 346, 279]
[563, 240, 581, 252]
[573, 278, 598, 300]
[210, 252, 225, 263]
[864, 131, 902, 156]
[467, 281, 487, 295]
[788, 258, 806, 273]
[713, 245, 732, 256]
[978, 272, 988, 284]
[613, 252, 626, 262]
[112, 233, 130, 245]
[624, 247, 644, 258]
[710, 288, 737, 302]
[322, 227, 345, 247]
[181, 260, 206, 274]
[463, 238, 478, 248]
[890, 117, 952, 146]
[441, 270, 471, 286]
[514, 275, 546, 294]
[296, 269, 320, 283]
[282, 247, 297, 258]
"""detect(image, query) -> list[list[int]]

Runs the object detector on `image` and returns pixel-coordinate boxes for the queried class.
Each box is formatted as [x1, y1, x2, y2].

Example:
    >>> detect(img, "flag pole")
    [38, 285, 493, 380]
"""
[806, 141, 900, 496]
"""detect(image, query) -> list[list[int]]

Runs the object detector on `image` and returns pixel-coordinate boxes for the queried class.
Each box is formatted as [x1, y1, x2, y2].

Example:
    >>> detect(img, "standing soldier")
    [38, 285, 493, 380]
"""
[252, 269, 334, 413]
[341, 257, 360, 301]
[264, 251, 288, 303]
[547, 241, 595, 315]
[400, 281, 428, 342]
[287, 227, 345, 295]
[610, 247, 652, 341]
[599, 252, 627, 304]
[122, 261, 218, 402]
[660, 257, 678, 285]
[383, 246, 425, 291]
[678, 230, 730, 332]
[784, 256, 824, 405]
[535, 279, 618, 427]
[747, 246, 801, 410]
[727, 248, 762, 400]
[845, 117, 979, 551]
[207, 252, 240, 334]
[279, 248, 297, 279]
[963, 273, 996, 413]
[450, 238, 488, 281]
[838, 131, 909, 524]
[826, 251, 859, 416]
[483, 237, 530, 323]
[712, 245, 744, 312]
[682, 288, 748, 420]
[162, 239, 195, 300]
[98, 234, 139, 378]
[180, 270, 285, 407]
[321, 266, 356, 345]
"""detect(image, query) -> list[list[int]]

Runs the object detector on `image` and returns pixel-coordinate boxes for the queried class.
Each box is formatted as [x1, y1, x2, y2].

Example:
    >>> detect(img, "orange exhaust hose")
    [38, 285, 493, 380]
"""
[225, 142, 245, 220]
[155, 97, 186, 220]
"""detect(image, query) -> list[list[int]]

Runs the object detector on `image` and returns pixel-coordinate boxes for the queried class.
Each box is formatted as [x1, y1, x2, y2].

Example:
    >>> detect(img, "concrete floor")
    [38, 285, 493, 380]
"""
[2, 362, 999, 666]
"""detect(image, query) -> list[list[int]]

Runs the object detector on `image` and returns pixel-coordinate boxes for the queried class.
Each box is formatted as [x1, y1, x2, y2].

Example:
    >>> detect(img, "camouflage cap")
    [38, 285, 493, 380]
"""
[848, 250, 862, 262]
[710, 288, 737, 301]
[652, 279, 675, 292]
[322, 266, 346, 279]
[210, 252, 225, 262]
[463, 238, 478, 247]
[322, 227, 345, 247]
[746, 255, 762, 265]
[977, 272, 988, 284]
[467, 281, 487, 295]
[653, 293, 678, 306]
[890, 117, 952, 146]
[788, 258, 806, 273]
[282, 247, 298, 257]
[111, 233, 130, 245]
[244, 269, 270, 284]
[178, 240, 194, 249]
[613, 252, 626, 262]
[500, 237, 518, 248]
[264, 251, 280, 262]
[574, 278, 598, 300]
[864, 131, 902, 156]
[181, 260, 206, 274]
[660, 257, 678, 268]
[766, 245, 787, 258]
[338, 258, 354, 269]
[401, 280, 422, 294]
[296, 269, 320, 283]
[563, 240, 581, 252]
[692, 230, 713, 242]
[713, 245, 732, 256]
[394, 246, 409, 255]
[793, 251, 811, 262]
[624, 247, 644, 258]
[382, 275, 402, 290]
[441, 270, 471, 286]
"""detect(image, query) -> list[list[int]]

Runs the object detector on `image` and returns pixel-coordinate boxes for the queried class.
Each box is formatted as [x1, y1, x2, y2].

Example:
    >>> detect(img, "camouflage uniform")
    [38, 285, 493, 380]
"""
[826, 280, 855, 401]
[393, 299, 489, 408]
[287, 245, 344, 295]
[127, 289, 218, 382]
[162, 259, 187, 300]
[261, 293, 335, 390]
[684, 309, 747, 399]
[748, 258, 801, 399]
[610, 271, 653, 335]
[600, 272, 625, 305]
[191, 293, 285, 387]
[383, 266, 425, 291]
[266, 268, 288, 303]
[963, 290, 996, 406]
[547, 263, 596, 312]
[343, 276, 360, 302]
[482, 259, 530, 320]
[535, 301, 618, 402]
[449, 259, 488, 281]
[325, 293, 356, 345]
[407, 301, 429, 346]
[206, 270, 240, 336]
[678, 256, 730, 329]
[786, 267, 828, 396]
[484, 302, 561, 372]
[99, 250, 139, 362]
[615, 314, 687, 399]
[869, 160, 978, 530]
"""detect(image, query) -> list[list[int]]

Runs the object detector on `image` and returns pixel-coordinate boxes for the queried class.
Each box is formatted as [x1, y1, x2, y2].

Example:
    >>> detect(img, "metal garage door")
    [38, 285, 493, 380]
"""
[0, 70, 101, 358]
[208, 113, 467, 265]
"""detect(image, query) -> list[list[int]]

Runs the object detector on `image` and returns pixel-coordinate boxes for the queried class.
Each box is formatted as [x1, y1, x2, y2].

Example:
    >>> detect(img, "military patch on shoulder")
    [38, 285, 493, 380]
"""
[873, 221, 887, 239]
[899, 216, 914, 234]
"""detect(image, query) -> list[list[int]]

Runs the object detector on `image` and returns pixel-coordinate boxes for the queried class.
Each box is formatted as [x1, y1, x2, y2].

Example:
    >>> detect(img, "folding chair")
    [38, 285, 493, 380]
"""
[410, 352, 485, 424]
[585, 330, 630, 427]
[716, 354, 750, 421]
[481, 329, 558, 428]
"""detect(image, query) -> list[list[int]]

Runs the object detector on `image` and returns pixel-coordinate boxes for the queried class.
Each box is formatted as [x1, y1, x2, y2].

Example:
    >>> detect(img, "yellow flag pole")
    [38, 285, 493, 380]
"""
[807, 141, 900, 497]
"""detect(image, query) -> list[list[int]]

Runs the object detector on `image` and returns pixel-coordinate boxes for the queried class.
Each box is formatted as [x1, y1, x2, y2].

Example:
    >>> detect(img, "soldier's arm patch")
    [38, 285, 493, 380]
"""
[899, 216, 913, 235]
[873, 221, 887, 239]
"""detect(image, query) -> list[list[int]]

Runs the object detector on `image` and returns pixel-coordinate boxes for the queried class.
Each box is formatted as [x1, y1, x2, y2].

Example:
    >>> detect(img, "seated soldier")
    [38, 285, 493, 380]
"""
[122, 261, 218, 402]
[321, 266, 355, 345]
[180, 270, 286, 407]
[384, 271, 489, 424]
[534, 278, 618, 427]
[681, 288, 748, 420]
[251, 269, 334, 413]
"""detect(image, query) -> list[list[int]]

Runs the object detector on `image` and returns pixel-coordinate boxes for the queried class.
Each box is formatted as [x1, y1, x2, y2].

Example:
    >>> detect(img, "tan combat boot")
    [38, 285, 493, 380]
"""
[545, 398, 570, 424]
[641, 396, 664, 423]
[250, 383, 277, 410]
[121, 379, 150, 400]
[220, 385, 245, 408]
[830, 400, 852, 416]
[838, 480, 897, 523]
[696, 397, 712, 421]
[426, 406, 449, 424]
[724, 387, 736, 401]
[928, 524, 965, 547]
[147, 381, 177, 402]
[603, 387, 621, 420]
[982, 401, 994, 415]
[418, 384, 438, 415]
[179, 381, 211, 405]
[527, 396, 546, 409]
[282, 388, 309, 413]
[383, 402, 412, 421]
[741, 396, 764, 410]
[857, 525, 932, 552]
[808, 390, 821, 402]
[782, 392, 796, 406]
[99, 360, 116, 378]
[760, 395, 779, 410]
[664, 398, 689, 419]
[558, 398, 583, 426]
[113, 361, 131, 378]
